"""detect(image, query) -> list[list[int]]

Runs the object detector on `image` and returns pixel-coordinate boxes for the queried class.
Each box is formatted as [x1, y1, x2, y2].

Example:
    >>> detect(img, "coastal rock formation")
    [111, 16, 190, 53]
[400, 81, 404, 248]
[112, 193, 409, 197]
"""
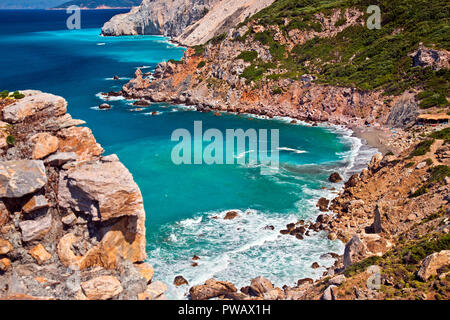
[189, 278, 237, 300]
[175, 0, 276, 46]
[0, 90, 162, 300]
[102, 0, 220, 37]
[102, 0, 275, 46]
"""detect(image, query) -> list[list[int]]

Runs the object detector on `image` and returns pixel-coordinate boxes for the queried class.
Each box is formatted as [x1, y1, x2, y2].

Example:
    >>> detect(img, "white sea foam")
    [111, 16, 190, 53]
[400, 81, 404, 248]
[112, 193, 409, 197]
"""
[95, 92, 125, 101]
[147, 208, 344, 300]
[278, 147, 307, 154]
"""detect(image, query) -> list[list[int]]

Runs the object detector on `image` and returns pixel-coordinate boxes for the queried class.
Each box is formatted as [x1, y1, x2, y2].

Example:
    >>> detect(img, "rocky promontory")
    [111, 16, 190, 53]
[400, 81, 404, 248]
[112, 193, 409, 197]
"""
[101, 0, 275, 46]
[0, 90, 165, 300]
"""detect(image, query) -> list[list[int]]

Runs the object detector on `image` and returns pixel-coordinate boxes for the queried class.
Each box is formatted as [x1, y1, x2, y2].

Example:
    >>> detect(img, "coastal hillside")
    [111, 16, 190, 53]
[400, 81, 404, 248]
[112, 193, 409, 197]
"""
[101, 0, 276, 45]
[115, 0, 450, 299]
[0, 91, 166, 300]
[54, 0, 141, 9]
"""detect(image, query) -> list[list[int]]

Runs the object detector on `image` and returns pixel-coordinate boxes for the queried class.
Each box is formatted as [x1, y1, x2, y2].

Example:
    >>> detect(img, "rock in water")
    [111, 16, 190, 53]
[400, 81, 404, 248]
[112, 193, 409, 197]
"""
[99, 103, 112, 110]
[224, 211, 239, 220]
[0, 160, 47, 198]
[173, 276, 189, 286]
[329, 172, 342, 183]
[317, 198, 330, 212]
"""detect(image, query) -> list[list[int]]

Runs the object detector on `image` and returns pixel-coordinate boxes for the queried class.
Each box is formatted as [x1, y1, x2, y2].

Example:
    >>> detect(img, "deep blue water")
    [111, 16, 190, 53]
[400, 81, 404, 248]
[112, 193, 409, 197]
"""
[0, 10, 376, 298]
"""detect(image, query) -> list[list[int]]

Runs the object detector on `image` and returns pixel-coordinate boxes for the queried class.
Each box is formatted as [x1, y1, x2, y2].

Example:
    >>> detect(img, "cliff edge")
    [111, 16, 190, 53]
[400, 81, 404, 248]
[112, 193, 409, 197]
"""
[0, 90, 165, 300]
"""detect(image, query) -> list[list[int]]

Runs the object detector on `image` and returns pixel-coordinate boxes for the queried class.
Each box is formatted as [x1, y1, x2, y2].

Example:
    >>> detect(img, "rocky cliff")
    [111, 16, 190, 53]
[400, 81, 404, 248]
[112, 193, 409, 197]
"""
[101, 0, 220, 37]
[101, 0, 275, 46]
[0, 90, 166, 300]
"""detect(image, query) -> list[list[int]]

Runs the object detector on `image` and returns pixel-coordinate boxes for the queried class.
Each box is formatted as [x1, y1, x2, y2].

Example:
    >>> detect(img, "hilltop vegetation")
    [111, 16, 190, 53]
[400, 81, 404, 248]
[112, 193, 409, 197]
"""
[231, 0, 449, 106]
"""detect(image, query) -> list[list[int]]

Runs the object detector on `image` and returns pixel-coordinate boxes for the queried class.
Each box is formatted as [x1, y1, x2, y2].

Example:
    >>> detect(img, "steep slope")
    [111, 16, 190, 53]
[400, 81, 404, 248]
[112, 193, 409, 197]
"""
[101, 0, 220, 37]
[101, 0, 276, 45]
[174, 0, 275, 46]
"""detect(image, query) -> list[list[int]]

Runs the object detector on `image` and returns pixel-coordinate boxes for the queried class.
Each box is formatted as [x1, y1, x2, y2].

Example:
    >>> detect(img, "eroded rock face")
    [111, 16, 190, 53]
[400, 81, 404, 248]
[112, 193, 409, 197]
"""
[57, 126, 104, 161]
[2, 92, 67, 123]
[102, 0, 220, 37]
[81, 276, 123, 300]
[30, 133, 59, 160]
[19, 213, 52, 242]
[249, 276, 273, 297]
[0, 90, 152, 300]
[409, 44, 450, 71]
[189, 278, 237, 300]
[0, 160, 47, 198]
[343, 235, 367, 268]
[58, 157, 145, 222]
[417, 250, 450, 281]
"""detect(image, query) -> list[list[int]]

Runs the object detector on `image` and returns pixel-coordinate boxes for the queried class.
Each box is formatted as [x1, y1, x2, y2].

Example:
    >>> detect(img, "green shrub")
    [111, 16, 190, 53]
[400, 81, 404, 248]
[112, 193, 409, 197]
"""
[425, 158, 433, 166]
[6, 135, 15, 146]
[429, 127, 450, 144]
[428, 165, 450, 184]
[408, 139, 434, 158]
[236, 50, 258, 62]
[406, 161, 415, 168]
[272, 86, 283, 95]
[197, 61, 206, 69]
[411, 185, 428, 197]
[12, 91, 25, 99]
[193, 45, 205, 56]
[0, 90, 9, 99]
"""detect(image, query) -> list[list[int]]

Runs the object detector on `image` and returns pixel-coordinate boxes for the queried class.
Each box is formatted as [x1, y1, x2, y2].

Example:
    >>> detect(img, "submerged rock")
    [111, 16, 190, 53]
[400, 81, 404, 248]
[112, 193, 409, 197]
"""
[174, 275, 189, 286]
[329, 172, 342, 183]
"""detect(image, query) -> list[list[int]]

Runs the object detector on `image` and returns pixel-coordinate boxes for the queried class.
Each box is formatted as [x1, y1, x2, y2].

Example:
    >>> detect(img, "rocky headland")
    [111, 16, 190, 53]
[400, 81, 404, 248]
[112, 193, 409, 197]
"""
[0, 90, 167, 300]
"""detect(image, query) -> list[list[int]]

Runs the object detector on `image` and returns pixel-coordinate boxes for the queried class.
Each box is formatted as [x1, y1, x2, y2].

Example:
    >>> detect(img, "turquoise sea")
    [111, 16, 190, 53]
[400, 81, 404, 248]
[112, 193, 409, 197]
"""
[0, 10, 377, 298]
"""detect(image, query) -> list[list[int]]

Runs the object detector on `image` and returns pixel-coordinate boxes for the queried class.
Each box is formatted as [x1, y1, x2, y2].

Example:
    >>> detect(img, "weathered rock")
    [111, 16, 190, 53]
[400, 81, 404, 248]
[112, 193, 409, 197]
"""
[61, 212, 76, 226]
[322, 285, 337, 300]
[22, 195, 49, 214]
[311, 262, 320, 269]
[81, 276, 123, 300]
[174, 275, 189, 286]
[0, 239, 13, 255]
[28, 244, 51, 264]
[99, 103, 112, 110]
[249, 276, 273, 296]
[189, 278, 237, 300]
[368, 153, 383, 172]
[327, 232, 337, 241]
[344, 173, 360, 188]
[297, 278, 313, 286]
[31, 133, 59, 160]
[317, 198, 330, 212]
[0, 201, 9, 227]
[19, 213, 52, 242]
[58, 157, 144, 222]
[370, 204, 384, 233]
[386, 92, 418, 128]
[135, 262, 154, 284]
[329, 172, 343, 183]
[44, 152, 77, 167]
[2, 92, 67, 123]
[329, 274, 346, 286]
[409, 43, 450, 71]
[417, 250, 450, 281]
[0, 160, 47, 198]
[0, 257, 11, 272]
[343, 235, 367, 268]
[138, 281, 167, 300]
[224, 211, 239, 220]
[57, 126, 104, 161]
